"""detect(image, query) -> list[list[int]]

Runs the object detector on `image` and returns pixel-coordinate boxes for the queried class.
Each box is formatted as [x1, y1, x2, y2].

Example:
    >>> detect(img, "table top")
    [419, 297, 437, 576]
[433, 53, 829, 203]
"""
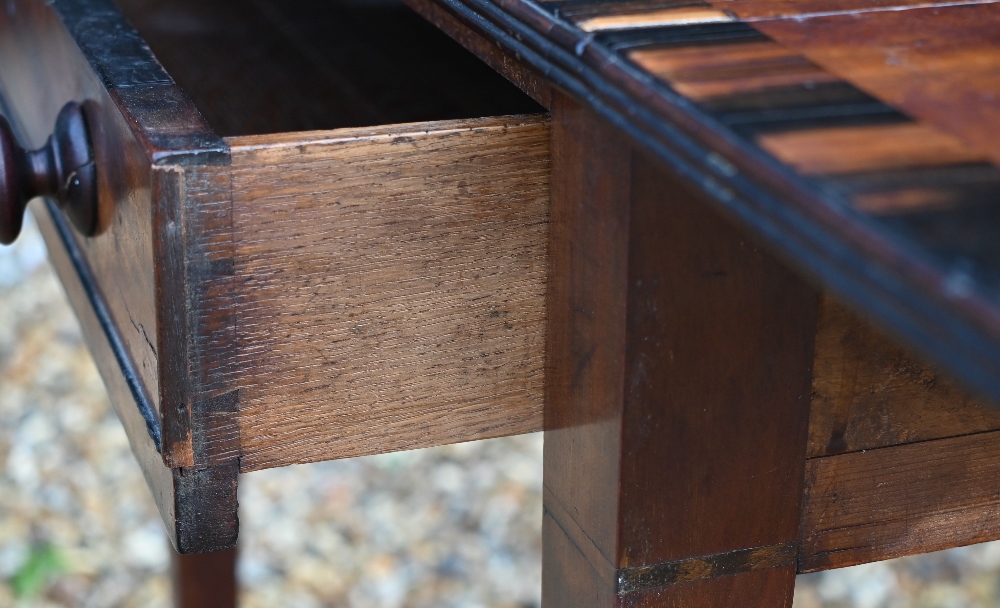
[426, 0, 1000, 401]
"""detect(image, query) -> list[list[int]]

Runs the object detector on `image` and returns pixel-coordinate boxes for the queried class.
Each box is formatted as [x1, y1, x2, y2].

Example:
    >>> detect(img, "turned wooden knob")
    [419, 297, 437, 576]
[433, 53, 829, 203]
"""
[0, 101, 97, 245]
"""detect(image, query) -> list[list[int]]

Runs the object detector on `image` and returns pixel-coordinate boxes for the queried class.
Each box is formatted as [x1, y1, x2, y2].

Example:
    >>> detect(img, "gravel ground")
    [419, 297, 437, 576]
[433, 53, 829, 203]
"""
[1, 216, 999, 607]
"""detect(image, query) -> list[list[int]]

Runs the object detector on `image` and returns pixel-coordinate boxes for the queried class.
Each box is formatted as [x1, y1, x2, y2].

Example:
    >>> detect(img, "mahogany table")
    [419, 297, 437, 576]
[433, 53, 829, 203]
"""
[2, 0, 1000, 605]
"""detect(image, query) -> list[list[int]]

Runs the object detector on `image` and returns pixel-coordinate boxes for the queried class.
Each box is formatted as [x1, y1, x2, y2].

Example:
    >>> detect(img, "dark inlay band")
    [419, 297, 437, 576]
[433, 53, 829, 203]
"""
[616, 542, 798, 594]
[838, 164, 1000, 194]
[540, 0, 710, 19]
[724, 104, 907, 136]
[598, 22, 764, 51]
[699, 81, 879, 114]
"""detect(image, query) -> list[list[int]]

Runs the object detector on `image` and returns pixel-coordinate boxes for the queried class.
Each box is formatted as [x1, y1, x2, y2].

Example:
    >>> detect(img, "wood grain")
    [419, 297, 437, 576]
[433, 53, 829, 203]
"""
[424, 0, 1000, 406]
[620, 136, 817, 573]
[543, 93, 817, 606]
[751, 3, 1000, 166]
[152, 163, 241, 468]
[757, 123, 984, 175]
[809, 295, 1000, 458]
[799, 430, 1000, 572]
[706, 0, 976, 19]
[840, 164, 1000, 216]
[542, 95, 632, 608]
[629, 40, 839, 100]
[228, 115, 550, 471]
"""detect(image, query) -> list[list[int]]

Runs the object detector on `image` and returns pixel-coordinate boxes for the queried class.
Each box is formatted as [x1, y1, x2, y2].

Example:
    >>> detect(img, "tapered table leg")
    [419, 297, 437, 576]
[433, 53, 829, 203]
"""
[172, 546, 237, 608]
[542, 94, 819, 607]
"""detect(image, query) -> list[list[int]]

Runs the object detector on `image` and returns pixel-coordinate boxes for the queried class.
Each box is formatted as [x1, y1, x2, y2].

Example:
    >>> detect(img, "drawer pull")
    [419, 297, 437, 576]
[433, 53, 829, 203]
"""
[0, 102, 97, 245]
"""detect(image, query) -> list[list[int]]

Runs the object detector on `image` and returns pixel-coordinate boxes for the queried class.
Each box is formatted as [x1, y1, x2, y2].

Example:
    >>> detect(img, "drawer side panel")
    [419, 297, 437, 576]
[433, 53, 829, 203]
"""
[228, 115, 549, 471]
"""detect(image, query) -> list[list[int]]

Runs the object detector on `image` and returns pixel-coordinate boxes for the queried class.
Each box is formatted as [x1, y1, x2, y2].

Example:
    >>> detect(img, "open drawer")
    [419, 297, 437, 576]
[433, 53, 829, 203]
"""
[0, 0, 548, 551]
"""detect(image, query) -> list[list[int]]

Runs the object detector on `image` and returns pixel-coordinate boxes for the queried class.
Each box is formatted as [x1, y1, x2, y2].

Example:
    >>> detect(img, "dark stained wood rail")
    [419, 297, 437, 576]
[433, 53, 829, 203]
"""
[800, 430, 1000, 572]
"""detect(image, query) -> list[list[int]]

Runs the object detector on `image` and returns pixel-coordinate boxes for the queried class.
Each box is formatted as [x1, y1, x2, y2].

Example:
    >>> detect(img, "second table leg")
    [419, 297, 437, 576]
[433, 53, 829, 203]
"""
[542, 94, 819, 607]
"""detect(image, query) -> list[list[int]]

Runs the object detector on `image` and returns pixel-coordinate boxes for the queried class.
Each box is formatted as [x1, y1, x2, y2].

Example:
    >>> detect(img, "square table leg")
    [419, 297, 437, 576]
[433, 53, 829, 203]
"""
[172, 546, 237, 608]
[542, 94, 820, 607]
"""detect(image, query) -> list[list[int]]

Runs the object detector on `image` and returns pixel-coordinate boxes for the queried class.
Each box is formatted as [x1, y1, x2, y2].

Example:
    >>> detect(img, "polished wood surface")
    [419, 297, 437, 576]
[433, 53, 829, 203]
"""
[629, 39, 839, 101]
[542, 94, 817, 606]
[0, 102, 97, 244]
[575, 7, 734, 31]
[228, 115, 549, 471]
[542, 95, 631, 608]
[757, 123, 985, 176]
[749, 3, 1000, 166]
[707, 0, 945, 18]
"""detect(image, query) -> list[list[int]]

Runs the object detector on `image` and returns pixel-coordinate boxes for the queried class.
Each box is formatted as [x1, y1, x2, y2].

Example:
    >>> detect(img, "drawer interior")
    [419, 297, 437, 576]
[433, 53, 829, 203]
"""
[113, 0, 543, 136]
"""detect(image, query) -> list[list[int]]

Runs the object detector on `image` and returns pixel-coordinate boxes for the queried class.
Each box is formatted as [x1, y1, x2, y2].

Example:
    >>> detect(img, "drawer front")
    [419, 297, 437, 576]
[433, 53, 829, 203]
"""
[0, 0, 233, 455]
[0, 0, 237, 552]
[1, 0, 165, 427]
